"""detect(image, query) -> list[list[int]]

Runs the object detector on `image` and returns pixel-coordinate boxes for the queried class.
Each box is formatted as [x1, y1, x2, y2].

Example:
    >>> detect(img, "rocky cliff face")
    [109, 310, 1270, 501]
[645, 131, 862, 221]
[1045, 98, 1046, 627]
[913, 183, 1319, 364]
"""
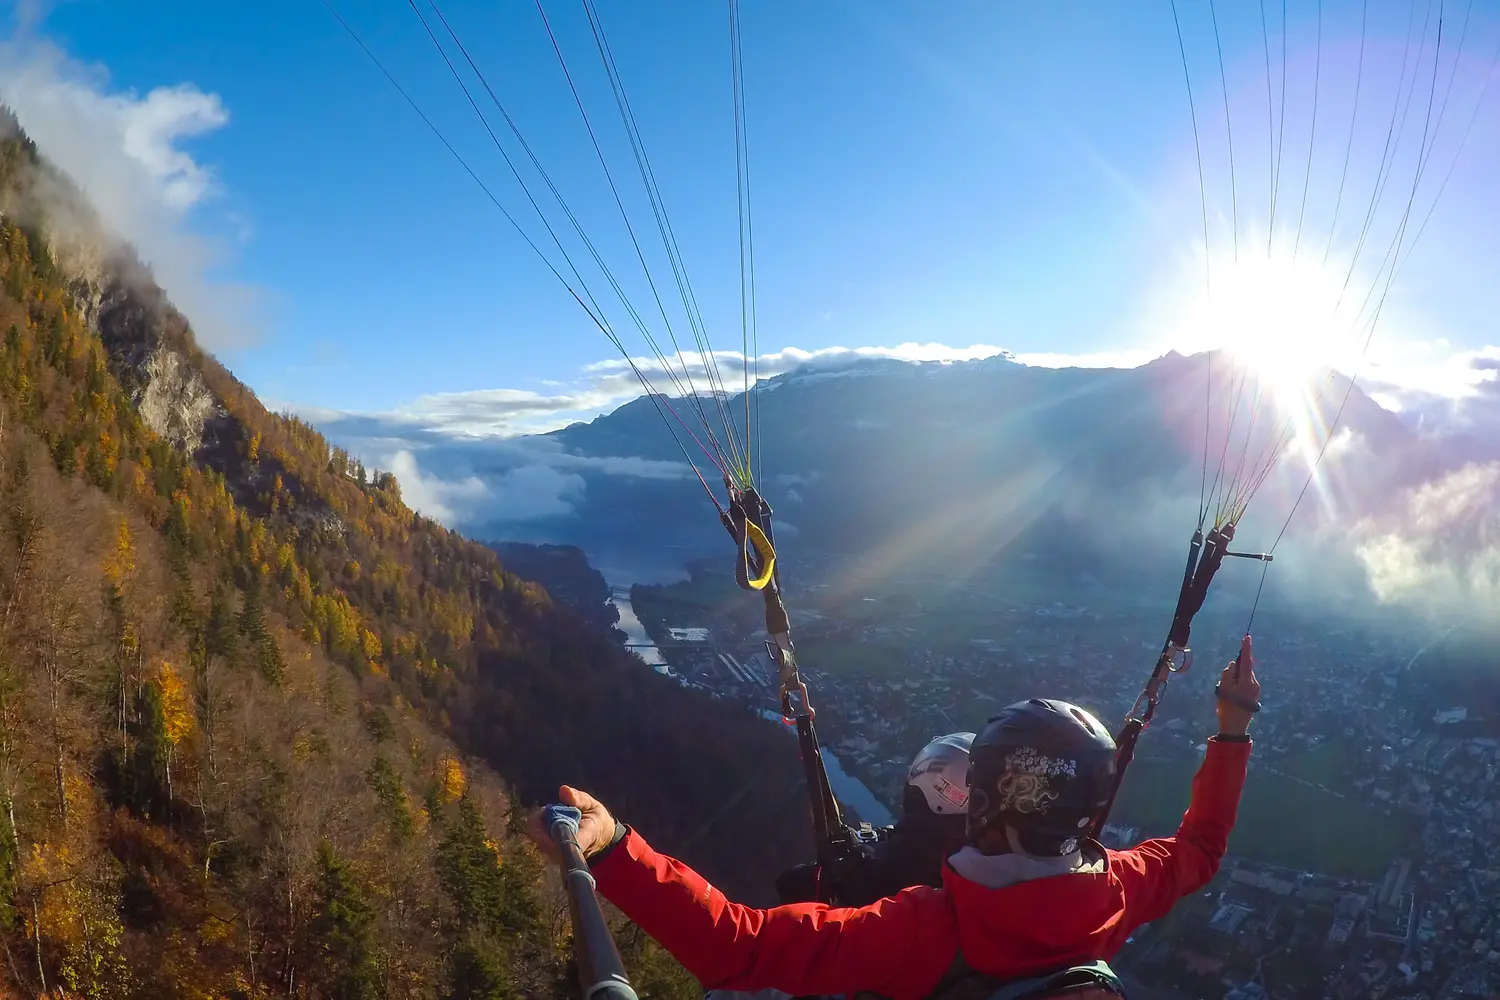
[2, 111, 228, 465]
[28, 178, 341, 539]
[71, 261, 220, 454]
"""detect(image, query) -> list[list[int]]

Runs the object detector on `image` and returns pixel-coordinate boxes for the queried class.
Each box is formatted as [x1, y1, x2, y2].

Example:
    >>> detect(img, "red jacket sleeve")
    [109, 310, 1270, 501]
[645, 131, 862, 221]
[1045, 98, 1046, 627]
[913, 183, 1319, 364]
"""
[1109, 736, 1252, 929]
[591, 826, 951, 997]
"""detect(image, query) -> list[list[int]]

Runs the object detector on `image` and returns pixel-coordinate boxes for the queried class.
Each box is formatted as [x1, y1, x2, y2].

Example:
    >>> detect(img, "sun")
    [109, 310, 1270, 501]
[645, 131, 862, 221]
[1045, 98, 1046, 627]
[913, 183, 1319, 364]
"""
[1185, 248, 1365, 408]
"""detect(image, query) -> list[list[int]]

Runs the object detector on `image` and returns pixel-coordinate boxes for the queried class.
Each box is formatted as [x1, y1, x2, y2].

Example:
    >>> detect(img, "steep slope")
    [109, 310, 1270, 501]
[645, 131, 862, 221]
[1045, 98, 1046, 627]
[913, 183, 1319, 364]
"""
[485, 542, 623, 639]
[0, 107, 807, 998]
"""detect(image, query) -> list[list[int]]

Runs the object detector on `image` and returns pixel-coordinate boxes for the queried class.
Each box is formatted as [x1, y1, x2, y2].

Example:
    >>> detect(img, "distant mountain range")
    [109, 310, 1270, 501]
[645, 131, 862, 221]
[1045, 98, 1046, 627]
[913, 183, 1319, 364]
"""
[473, 350, 1471, 619]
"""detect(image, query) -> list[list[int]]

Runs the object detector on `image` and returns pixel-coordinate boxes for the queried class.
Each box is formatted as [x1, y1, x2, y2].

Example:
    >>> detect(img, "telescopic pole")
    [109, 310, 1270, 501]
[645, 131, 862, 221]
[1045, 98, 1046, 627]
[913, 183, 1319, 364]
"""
[544, 805, 640, 1000]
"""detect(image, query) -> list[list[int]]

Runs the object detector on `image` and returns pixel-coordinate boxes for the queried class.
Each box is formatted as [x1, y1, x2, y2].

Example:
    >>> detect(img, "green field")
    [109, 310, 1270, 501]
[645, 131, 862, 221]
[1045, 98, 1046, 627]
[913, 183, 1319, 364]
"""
[1272, 742, 1345, 785]
[1112, 755, 1419, 879]
[798, 637, 911, 678]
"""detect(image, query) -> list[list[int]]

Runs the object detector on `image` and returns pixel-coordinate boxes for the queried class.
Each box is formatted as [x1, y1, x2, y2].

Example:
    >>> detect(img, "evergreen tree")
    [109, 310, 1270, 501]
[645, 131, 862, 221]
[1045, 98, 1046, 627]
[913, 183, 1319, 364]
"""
[436, 796, 540, 940]
[128, 681, 170, 818]
[236, 577, 267, 645]
[237, 578, 284, 684]
[205, 583, 236, 662]
[445, 939, 510, 1000]
[167, 543, 198, 637]
[310, 841, 382, 1000]
[363, 706, 395, 744]
[365, 755, 414, 842]
[256, 632, 286, 686]
[0, 791, 14, 931]
[437, 796, 505, 934]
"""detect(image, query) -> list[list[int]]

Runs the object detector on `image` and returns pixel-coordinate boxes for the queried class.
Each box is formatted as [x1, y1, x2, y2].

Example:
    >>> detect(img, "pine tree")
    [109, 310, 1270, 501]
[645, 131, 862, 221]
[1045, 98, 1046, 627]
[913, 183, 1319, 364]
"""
[236, 577, 266, 645]
[237, 578, 284, 684]
[437, 797, 504, 935]
[363, 707, 395, 744]
[310, 841, 382, 1000]
[167, 543, 198, 637]
[365, 756, 414, 843]
[436, 796, 540, 943]
[445, 939, 509, 1000]
[128, 681, 170, 818]
[256, 632, 286, 686]
[206, 583, 236, 662]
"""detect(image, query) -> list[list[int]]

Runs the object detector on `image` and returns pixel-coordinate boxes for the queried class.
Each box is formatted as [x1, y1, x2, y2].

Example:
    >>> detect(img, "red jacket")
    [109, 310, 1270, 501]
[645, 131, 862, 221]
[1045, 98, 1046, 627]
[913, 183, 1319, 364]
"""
[593, 737, 1250, 999]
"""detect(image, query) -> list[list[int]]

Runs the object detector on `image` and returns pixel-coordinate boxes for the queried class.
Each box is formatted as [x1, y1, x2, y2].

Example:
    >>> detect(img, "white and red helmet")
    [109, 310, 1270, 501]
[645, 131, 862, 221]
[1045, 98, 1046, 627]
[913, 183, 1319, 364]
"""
[906, 732, 976, 815]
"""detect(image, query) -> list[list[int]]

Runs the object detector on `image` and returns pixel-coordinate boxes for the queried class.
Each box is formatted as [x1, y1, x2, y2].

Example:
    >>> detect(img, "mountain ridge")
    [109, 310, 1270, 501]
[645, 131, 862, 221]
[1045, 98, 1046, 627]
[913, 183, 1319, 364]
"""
[0, 104, 804, 998]
[476, 349, 1418, 593]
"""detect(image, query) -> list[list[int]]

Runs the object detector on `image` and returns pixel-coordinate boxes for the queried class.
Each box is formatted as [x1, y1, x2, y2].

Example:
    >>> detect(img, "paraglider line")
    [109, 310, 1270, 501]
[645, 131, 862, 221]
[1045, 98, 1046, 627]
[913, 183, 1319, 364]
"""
[1293, 0, 1322, 259]
[530, 0, 750, 476]
[1169, 0, 1214, 525]
[1323, 0, 1368, 266]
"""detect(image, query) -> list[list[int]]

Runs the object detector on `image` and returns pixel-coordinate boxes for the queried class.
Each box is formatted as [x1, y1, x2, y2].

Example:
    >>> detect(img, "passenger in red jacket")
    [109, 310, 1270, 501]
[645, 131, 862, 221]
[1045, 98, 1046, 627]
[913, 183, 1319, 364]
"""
[529, 637, 1261, 1000]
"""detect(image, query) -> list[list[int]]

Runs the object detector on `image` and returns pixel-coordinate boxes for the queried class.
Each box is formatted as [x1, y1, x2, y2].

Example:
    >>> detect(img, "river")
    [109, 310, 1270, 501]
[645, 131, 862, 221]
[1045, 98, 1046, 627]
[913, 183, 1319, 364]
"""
[609, 585, 670, 674]
[759, 711, 896, 827]
[607, 586, 893, 825]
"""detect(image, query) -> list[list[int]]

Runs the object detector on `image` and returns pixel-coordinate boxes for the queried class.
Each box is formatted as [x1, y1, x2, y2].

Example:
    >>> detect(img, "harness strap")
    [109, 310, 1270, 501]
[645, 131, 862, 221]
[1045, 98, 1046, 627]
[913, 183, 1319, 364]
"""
[989, 962, 1123, 1000]
[925, 949, 1125, 1000]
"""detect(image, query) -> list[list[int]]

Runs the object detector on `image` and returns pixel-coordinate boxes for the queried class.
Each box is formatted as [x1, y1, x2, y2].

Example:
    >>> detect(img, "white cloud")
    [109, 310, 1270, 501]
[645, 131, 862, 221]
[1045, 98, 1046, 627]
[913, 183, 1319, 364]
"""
[0, 29, 260, 349]
[385, 447, 585, 525]
[391, 387, 620, 437]
[1354, 463, 1500, 618]
[117, 84, 227, 211]
[1357, 342, 1500, 435]
[386, 449, 490, 524]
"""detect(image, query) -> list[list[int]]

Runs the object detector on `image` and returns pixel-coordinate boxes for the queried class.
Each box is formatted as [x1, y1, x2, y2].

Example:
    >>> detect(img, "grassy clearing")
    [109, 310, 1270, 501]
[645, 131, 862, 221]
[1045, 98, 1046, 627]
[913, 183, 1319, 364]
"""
[1274, 743, 1347, 786]
[1113, 757, 1418, 879]
[799, 638, 910, 678]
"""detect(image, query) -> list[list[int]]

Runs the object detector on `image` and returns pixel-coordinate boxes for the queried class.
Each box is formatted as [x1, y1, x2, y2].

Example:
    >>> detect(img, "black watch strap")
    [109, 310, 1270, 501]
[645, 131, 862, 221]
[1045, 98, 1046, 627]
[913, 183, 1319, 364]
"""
[587, 821, 629, 866]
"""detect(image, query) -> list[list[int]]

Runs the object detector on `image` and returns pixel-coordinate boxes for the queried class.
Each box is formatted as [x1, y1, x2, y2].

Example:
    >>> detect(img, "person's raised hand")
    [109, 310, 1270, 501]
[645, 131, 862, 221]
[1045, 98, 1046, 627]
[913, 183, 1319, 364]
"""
[525, 785, 619, 862]
[1215, 633, 1261, 736]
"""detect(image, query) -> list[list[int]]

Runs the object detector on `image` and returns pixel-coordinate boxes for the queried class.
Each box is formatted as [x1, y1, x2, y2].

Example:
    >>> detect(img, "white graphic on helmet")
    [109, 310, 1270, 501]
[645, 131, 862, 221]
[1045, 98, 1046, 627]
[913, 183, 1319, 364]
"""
[993, 747, 1076, 816]
[1005, 748, 1077, 778]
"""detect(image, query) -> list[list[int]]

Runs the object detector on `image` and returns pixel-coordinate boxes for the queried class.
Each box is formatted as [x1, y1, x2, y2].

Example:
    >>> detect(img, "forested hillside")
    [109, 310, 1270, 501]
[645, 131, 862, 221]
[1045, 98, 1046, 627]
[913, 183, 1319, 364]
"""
[0, 108, 808, 998]
[484, 543, 622, 640]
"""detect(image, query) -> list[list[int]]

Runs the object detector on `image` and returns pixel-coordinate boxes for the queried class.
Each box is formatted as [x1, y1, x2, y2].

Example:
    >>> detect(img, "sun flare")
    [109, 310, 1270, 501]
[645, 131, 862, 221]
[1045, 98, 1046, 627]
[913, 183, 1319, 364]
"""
[1182, 249, 1365, 408]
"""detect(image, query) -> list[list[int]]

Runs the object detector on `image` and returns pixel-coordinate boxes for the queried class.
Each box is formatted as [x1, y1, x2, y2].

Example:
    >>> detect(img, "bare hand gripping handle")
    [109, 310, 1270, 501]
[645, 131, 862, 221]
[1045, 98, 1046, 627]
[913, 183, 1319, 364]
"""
[544, 805, 640, 1000]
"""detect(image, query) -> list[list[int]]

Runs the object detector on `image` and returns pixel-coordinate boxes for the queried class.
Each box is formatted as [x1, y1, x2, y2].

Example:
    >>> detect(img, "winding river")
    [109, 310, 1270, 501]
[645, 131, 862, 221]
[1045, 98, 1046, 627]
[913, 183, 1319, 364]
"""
[607, 585, 894, 826]
[609, 585, 670, 674]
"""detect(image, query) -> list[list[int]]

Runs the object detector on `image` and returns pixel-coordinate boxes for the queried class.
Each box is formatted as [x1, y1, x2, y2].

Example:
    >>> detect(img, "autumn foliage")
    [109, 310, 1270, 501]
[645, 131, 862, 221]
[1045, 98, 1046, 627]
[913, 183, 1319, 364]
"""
[0, 109, 810, 998]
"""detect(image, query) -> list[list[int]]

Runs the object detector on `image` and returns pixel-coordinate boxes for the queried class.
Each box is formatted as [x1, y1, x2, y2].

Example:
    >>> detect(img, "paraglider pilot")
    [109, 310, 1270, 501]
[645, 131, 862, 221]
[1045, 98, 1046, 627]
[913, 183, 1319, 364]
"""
[527, 636, 1260, 1000]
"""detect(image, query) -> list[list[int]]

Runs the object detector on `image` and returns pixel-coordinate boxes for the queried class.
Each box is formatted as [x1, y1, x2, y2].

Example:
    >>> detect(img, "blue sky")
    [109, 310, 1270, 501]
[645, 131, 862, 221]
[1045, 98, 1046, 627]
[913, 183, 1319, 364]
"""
[2, 0, 1498, 436]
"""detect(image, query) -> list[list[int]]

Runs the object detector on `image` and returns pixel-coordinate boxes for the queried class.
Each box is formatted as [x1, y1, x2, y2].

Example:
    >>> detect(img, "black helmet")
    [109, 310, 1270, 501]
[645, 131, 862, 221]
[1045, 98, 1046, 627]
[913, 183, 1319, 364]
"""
[967, 698, 1117, 856]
